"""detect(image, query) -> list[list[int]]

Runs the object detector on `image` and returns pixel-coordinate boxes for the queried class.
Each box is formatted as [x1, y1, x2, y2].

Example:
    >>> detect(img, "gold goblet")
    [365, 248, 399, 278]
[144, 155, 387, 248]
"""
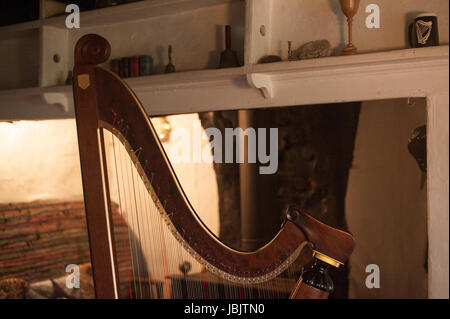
[339, 0, 360, 55]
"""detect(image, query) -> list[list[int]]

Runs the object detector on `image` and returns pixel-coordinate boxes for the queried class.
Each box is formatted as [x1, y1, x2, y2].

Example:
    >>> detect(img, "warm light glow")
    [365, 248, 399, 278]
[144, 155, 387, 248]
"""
[0, 119, 83, 203]
[151, 116, 172, 143]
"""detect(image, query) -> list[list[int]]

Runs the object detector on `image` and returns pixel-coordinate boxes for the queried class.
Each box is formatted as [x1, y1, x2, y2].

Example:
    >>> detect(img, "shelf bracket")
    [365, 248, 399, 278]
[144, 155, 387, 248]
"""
[247, 73, 274, 99]
[43, 92, 72, 113]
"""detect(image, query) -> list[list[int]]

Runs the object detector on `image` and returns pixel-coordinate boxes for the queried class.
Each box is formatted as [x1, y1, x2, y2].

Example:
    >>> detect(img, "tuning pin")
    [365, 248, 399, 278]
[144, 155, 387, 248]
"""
[179, 260, 192, 276]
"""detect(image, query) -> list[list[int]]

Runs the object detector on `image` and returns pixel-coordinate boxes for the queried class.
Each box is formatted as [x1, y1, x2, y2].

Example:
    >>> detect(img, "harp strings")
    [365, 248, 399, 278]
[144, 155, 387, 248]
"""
[105, 125, 175, 298]
[110, 119, 133, 299]
[103, 119, 301, 299]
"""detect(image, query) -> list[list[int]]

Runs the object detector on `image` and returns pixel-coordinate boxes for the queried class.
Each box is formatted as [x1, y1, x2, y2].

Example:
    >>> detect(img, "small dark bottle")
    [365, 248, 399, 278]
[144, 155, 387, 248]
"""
[219, 25, 240, 68]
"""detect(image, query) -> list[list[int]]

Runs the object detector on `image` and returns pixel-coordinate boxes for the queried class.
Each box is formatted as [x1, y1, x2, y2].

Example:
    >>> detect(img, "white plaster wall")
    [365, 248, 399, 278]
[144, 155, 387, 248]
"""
[346, 98, 428, 298]
[268, 0, 449, 59]
[0, 119, 83, 202]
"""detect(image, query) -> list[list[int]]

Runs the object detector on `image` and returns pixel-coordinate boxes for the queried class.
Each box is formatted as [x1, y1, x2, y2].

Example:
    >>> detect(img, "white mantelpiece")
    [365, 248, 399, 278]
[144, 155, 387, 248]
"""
[0, 45, 447, 118]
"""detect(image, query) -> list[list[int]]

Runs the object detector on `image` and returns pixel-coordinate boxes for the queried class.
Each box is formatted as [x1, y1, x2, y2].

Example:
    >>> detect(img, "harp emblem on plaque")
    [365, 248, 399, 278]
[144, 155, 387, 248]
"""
[416, 20, 433, 44]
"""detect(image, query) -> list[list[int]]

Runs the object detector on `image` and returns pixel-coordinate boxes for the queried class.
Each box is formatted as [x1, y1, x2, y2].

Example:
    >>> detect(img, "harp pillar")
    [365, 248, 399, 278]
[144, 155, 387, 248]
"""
[73, 35, 121, 299]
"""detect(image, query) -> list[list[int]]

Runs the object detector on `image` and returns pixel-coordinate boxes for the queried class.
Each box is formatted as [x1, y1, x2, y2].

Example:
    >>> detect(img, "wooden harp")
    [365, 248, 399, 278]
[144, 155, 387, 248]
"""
[72, 34, 355, 299]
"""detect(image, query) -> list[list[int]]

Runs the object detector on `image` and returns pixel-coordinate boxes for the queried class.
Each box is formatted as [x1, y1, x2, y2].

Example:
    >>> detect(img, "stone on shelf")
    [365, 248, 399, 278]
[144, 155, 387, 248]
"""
[297, 40, 331, 60]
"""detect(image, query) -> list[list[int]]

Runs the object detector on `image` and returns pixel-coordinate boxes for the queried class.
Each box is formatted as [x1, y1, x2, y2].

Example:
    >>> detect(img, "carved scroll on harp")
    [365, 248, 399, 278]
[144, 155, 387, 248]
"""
[72, 34, 355, 299]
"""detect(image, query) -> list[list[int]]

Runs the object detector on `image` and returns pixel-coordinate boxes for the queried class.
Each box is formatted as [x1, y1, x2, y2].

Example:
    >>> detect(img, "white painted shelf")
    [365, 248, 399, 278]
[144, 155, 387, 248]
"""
[247, 45, 450, 99]
[0, 66, 247, 120]
[0, 46, 447, 120]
